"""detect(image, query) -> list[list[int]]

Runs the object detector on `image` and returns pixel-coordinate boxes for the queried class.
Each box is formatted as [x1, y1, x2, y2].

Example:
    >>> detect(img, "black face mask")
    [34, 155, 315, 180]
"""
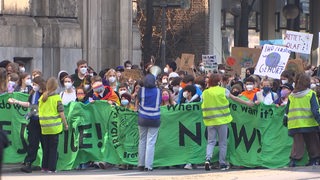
[231, 91, 240, 96]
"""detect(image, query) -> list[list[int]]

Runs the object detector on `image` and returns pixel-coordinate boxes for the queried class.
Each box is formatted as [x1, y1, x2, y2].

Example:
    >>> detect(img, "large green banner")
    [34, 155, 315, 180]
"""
[1, 93, 297, 170]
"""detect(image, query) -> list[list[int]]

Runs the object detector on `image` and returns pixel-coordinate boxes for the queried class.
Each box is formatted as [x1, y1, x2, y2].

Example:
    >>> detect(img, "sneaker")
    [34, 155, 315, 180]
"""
[41, 168, 48, 173]
[47, 170, 57, 173]
[184, 163, 193, 170]
[289, 159, 296, 167]
[20, 163, 32, 173]
[205, 160, 211, 171]
[220, 164, 229, 171]
[144, 168, 153, 171]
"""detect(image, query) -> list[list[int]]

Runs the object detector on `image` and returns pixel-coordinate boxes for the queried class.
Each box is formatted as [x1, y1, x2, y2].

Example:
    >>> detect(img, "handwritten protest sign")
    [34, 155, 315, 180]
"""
[122, 69, 143, 80]
[284, 30, 313, 54]
[254, 44, 290, 79]
[202, 55, 217, 73]
[227, 47, 262, 76]
[179, 53, 195, 75]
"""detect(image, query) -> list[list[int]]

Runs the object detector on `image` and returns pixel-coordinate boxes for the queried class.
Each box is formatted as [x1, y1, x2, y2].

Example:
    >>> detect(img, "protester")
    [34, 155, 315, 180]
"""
[202, 73, 254, 171]
[170, 77, 181, 103]
[91, 80, 120, 106]
[161, 88, 176, 106]
[136, 73, 162, 171]
[38, 77, 68, 173]
[104, 68, 119, 92]
[8, 76, 46, 173]
[253, 78, 278, 105]
[7, 73, 19, 93]
[274, 83, 293, 106]
[14, 73, 32, 94]
[59, 75, 77, 105]
[285, 73, 320, 167]
[31, 69, 42, 79]
[124, 60, 132, 69]
[75, 86, 90, 104]
[177, 74, 202, 104]
[6, 62, 19, 75]
[240, 76, 259, 101]
[131, 80, 143, 110]
[280, 70, 295, 87]
[71, 60, 89, 88]
[0, 68, 7, 94]
[57, 70, 69, 92]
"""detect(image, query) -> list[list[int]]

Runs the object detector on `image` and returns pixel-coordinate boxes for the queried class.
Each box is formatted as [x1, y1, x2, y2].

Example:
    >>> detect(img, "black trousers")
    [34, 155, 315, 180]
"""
[24, 117, 43, 164]
[41, 134, 59, 171]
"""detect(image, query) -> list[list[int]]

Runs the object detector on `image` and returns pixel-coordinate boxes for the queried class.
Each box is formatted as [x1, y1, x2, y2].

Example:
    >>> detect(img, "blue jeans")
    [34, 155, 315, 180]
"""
[206, 124, 228, 165]
[138, 126, 159, 169]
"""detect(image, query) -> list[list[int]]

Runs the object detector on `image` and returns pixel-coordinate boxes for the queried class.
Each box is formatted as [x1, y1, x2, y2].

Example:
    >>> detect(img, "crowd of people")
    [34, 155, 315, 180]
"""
[0, 58, 320, 173]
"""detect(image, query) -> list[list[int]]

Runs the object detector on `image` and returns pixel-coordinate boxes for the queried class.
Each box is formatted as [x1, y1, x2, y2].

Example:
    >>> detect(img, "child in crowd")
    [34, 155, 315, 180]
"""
[240, 76, 259, 101]
[253, 78, 278, 105]
[274, 83, 293, 106]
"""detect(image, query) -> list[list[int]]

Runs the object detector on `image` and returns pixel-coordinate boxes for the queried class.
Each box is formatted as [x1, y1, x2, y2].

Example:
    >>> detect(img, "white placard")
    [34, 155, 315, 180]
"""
[284, 30, 313, 54]
[202, 55, 217, 74]
[254, 44, 291, 79]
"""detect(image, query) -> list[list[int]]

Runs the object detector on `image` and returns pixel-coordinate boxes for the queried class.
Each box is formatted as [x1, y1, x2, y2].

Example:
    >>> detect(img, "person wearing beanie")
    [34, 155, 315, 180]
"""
[136, 73, 162, 171]
[91, 81, 120, 106]
[120, 92, 134, 110]
[8, 76, 47, 173]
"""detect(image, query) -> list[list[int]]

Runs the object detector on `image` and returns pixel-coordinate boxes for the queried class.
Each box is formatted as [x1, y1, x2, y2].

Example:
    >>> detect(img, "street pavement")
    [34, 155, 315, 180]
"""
[2, 164, 320, 180]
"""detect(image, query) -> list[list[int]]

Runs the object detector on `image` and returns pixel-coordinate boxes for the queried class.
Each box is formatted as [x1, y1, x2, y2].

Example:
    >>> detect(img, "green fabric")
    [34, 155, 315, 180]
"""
[2, 93, 308, 170]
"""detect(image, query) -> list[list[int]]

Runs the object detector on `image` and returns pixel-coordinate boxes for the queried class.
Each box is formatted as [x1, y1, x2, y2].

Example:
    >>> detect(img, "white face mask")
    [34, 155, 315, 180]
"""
[162, 79, 168, 84]
[119, 90, 127, 97]
[183, 91, 189, 98]
[164, 67, 168, 73]
[173, 86, 179, 93]
[109, 77, 116, 83]
[281, 79, 288, 84]
[199, 66, 205, 72]
[64, 82, 73, 89]
[25, 79, 32, 86]
[32, 85, 40, 92]
[246, 85, 254, 91]
[89, 73, 94, 77]
[19, 67, 25, 73]
[219, 70, 225, 74]
[80, 67, 87, 75]
[310, 83, 316, 89]
[8, 81, 16, 86]
[84, 84, 90, 91]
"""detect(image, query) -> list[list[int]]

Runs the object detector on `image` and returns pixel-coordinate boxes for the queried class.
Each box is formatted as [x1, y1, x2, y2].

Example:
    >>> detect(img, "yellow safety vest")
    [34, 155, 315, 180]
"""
[202, 86, 232, 126]
[288, 90, 319, 129]
[39, 94, 63, 135]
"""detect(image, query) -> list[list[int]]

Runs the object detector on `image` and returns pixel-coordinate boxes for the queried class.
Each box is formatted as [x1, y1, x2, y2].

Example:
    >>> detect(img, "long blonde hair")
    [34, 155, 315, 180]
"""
[42, 77, 58, 102]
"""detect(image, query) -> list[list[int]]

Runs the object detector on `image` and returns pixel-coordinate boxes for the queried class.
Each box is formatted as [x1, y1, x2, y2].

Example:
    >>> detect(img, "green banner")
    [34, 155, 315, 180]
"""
[1, 93, 301, 170]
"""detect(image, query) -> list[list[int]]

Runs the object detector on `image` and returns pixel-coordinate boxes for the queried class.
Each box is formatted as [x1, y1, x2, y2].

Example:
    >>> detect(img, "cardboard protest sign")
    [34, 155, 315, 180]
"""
[254, 44, 291, 79]
[179, 53, 195, 75]
[227, 47, 262, 76]
[285, 59, 304, 74]
[122, 69, 143, 81]
[202, 55, 217, 74]
[284, 30, 313, 54]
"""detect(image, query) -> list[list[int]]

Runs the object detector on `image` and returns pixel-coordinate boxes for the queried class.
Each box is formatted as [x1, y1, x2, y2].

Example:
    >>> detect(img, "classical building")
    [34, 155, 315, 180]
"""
[0, 0, 319, 78]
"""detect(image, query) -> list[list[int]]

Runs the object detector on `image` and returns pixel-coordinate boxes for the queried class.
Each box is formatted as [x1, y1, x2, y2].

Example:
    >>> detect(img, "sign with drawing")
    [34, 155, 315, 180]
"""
[254, 44, 291, 79]
[284, 30, 313, 54]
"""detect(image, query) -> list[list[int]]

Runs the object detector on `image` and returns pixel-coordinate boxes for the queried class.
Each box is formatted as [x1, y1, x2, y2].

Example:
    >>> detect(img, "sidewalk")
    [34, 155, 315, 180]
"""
[2, 163, 23, 173]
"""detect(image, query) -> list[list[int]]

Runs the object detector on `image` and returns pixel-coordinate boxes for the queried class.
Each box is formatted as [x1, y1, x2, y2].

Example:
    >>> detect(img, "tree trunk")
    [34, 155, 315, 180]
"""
[238, 0, 249, 47]
[142, 0, 154, 65]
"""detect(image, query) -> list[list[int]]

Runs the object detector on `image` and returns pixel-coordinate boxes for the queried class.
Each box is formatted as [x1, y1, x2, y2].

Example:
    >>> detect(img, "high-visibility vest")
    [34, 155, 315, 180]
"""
[138, 87, 161, 120]
[288, 90, 319, 129]
[39, 94, 63, 135]
[202, 86, 232, 126]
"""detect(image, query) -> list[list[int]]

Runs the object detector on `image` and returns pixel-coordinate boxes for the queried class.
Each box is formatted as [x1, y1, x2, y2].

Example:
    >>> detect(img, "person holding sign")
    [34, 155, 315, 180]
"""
[285, 73, 320, 167]
[202, 73, 254, 171]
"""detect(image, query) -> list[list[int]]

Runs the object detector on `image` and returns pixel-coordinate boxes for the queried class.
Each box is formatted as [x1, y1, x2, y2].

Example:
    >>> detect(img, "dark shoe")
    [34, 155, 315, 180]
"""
[127, 165, 134, 170]
[205, 160, 211, 171]
[137, 166, 145, 171]
[289, 159, 296, 167]
[306, 158, 319, 166]
[220, 164, 230, 171]
[20, 162, 32, 173]
[144, 168, 153, 171]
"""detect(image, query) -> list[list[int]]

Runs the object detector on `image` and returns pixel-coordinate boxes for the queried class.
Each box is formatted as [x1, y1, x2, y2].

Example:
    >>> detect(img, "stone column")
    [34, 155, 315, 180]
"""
[310, 0, 320, 65]
[208, 0, 222, 64]
[120, 0, 133, 66]
[260, 0, 276, 40]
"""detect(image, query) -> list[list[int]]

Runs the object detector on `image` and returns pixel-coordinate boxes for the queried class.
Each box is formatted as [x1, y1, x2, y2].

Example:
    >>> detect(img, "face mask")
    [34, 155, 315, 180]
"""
[77, 95, 85, 100]
[8, 81, 16, 86]
[121, 99, 129, 106]
[80, 67, 87, 74]
[84, 84, 90, 91]
[109, 77, 116, 83]
[310, 83, 316, 89]
[119, 90, 127, 97]
[25, 79, 32, 86]
[231, 91, 240, 96]
[93, 86, 104, 94]
[64, 82, 73, 89]
[162, 95, 169, 101]
[281, 79, 288, 84]
[173, 86, 179, 93]
[219, 70, 225, 74]
[19, 67, 25, 73]
[317, 83, 320, 86]
[89, 73, 94, 77]
[164, 67, 168, 73]
[199, 66, 205, 72]
[32, 85, 40, 92]
[183, 91, 189, 98]
[263, 87, 271, 93]
[246, 85, 254, 91]
[162, 79, 168, 84]
[280, 89, 290, 97]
